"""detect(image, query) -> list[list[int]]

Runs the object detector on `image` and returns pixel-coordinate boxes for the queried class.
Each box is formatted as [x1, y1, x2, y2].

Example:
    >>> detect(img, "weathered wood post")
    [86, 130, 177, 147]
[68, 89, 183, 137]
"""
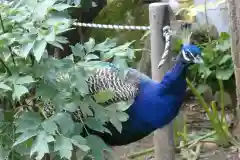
[228, 0, 240, 131]
[149, 3, 175, 160]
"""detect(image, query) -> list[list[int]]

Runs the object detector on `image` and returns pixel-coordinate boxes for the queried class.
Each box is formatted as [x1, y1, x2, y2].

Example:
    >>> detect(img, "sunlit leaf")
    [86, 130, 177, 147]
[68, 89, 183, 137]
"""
[0, 83, 12, 91]
[20, 42, 34, 58]
[84, 54, 99, 61]
[13, 130, 38, 147]
[12, 84, 29, 100]
[116, 111, 129, 122]
[16, 76, 35, 85]
[93, 90, 114, 104]
[84, 38, 95, 53]
[33, 40, 47, 62]
[44, 27, 56, 42]
[51, 3, 72, 11]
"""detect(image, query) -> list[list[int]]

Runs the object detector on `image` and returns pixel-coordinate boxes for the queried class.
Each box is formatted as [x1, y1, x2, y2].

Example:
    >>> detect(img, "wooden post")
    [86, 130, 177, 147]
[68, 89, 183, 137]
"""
[227, 0, 240, 127]
[149, 3, 175, 160]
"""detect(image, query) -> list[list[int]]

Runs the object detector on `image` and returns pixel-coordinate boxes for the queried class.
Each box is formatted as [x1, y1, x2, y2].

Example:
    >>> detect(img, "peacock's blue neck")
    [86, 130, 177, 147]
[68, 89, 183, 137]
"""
[171, 60, 189, 77]
[157, 59, 189, 93]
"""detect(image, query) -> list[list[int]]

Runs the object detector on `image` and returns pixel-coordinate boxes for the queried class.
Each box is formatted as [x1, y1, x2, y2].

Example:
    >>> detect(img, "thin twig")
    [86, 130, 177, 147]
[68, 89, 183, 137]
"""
[0, 13, 16, 65]
[0, 58, 11, 75]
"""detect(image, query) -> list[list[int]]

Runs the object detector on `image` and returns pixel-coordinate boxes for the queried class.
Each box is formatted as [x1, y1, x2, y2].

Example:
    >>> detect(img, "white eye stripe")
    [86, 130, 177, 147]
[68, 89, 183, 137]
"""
[182, 50, 190, 61]
[186, 49, 196, 59]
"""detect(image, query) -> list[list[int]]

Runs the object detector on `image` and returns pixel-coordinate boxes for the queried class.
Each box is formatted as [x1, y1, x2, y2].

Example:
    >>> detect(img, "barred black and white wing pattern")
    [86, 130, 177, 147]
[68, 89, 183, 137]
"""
[86, 68, 141, 105]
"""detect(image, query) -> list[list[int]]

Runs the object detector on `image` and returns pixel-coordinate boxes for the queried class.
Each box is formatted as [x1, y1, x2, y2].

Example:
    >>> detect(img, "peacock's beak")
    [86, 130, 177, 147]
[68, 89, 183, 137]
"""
[193, 54, 204, 64]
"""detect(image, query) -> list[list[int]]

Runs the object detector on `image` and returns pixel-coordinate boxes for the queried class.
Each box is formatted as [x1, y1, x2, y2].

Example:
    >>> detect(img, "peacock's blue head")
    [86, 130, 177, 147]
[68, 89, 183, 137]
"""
[179, 44, 204, 64]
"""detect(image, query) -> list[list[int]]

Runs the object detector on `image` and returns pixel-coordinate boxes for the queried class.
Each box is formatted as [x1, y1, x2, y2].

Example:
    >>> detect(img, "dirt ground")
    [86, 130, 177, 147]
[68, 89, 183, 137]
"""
[112, 99, 240, 160]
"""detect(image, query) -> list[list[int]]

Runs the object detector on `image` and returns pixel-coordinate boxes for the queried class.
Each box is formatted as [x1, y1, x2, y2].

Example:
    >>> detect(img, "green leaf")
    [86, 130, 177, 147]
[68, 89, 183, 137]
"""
[220, 32, 230, 40]
[112, 57, 128, 71]
[86, 135, 112, 160]
[56, 36, 69, 44]
[12, 84, 28, 100]
[48, 41, 63, 50]
[51, 3, 72, 11]
[13, 130, 38, 147]
[36, 83, 58, 100]
[18, 112, 42, 122]
[20, 42, 34, 58]
[109, 114, 122, 133]
[64, 102, 78, 112]
[30, 131, 54, 160]
[16, 75, 35, 85]
[114, 102, 132, 112]
[116, 111, 129, 122]
[41, 119, 58, 135]
[0, 147, 10, 160]
[215, 40, 230, 52]
[219, 55, 232, 65]
[33, 0, 56, 20]
[216, 68, 234, 80]
[84, 54, 99, 61]
[70, 43, 85, 58]
[33, 40, 47, 62]
[93, 38, 117, 52]
[93, 90, 114, 103]
[53, 113, 74, 135]
[0, 83, 12, 91]
[84, 38, 95, 53]
[72, 72, 89, 94]
[44, 27, 56, 42]
[103, 41, 135, 59]
[15, 112, 42, 133]
[198, 65, 212, 79]
[71, 135, 90, 152]
[54, 135, 73, 159]
[196, 84, 210, 94]
[85, 117, 106, 133]
[15, 120, 40, 133]
[78, 101, 93, 117]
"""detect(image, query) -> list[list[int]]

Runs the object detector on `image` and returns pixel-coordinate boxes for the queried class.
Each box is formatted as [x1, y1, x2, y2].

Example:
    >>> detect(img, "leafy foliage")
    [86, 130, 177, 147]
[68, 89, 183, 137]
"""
[0, 1, 136, 159]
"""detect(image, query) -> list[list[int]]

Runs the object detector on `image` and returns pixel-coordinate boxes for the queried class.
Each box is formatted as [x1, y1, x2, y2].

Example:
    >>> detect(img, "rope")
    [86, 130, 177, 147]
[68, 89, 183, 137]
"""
[158, 26, 172, 68]
[73, 22, 150, 31]
[73, 22, 172, 68]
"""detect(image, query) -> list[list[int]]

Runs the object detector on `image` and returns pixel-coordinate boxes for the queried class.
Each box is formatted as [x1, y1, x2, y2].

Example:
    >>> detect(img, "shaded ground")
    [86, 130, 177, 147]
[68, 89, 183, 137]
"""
[112, 99, 240, 160]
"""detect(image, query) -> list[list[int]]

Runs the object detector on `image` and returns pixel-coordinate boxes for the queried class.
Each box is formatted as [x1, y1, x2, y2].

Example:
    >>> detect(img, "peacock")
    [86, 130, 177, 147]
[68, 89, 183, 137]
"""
[43, 23, 204, 146]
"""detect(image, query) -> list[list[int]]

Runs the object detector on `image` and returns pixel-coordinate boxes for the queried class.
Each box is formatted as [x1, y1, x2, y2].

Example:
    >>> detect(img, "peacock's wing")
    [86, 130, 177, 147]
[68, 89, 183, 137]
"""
[86, 67, 152, 105]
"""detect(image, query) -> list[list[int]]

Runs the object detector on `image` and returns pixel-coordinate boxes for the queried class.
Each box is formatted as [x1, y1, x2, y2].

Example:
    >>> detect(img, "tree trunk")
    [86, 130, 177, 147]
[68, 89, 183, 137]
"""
[227, 0, 240, 133]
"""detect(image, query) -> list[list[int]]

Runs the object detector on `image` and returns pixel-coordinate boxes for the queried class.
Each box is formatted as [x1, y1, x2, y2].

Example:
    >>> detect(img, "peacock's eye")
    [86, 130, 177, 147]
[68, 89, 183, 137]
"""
[182, 49, 196, 62]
